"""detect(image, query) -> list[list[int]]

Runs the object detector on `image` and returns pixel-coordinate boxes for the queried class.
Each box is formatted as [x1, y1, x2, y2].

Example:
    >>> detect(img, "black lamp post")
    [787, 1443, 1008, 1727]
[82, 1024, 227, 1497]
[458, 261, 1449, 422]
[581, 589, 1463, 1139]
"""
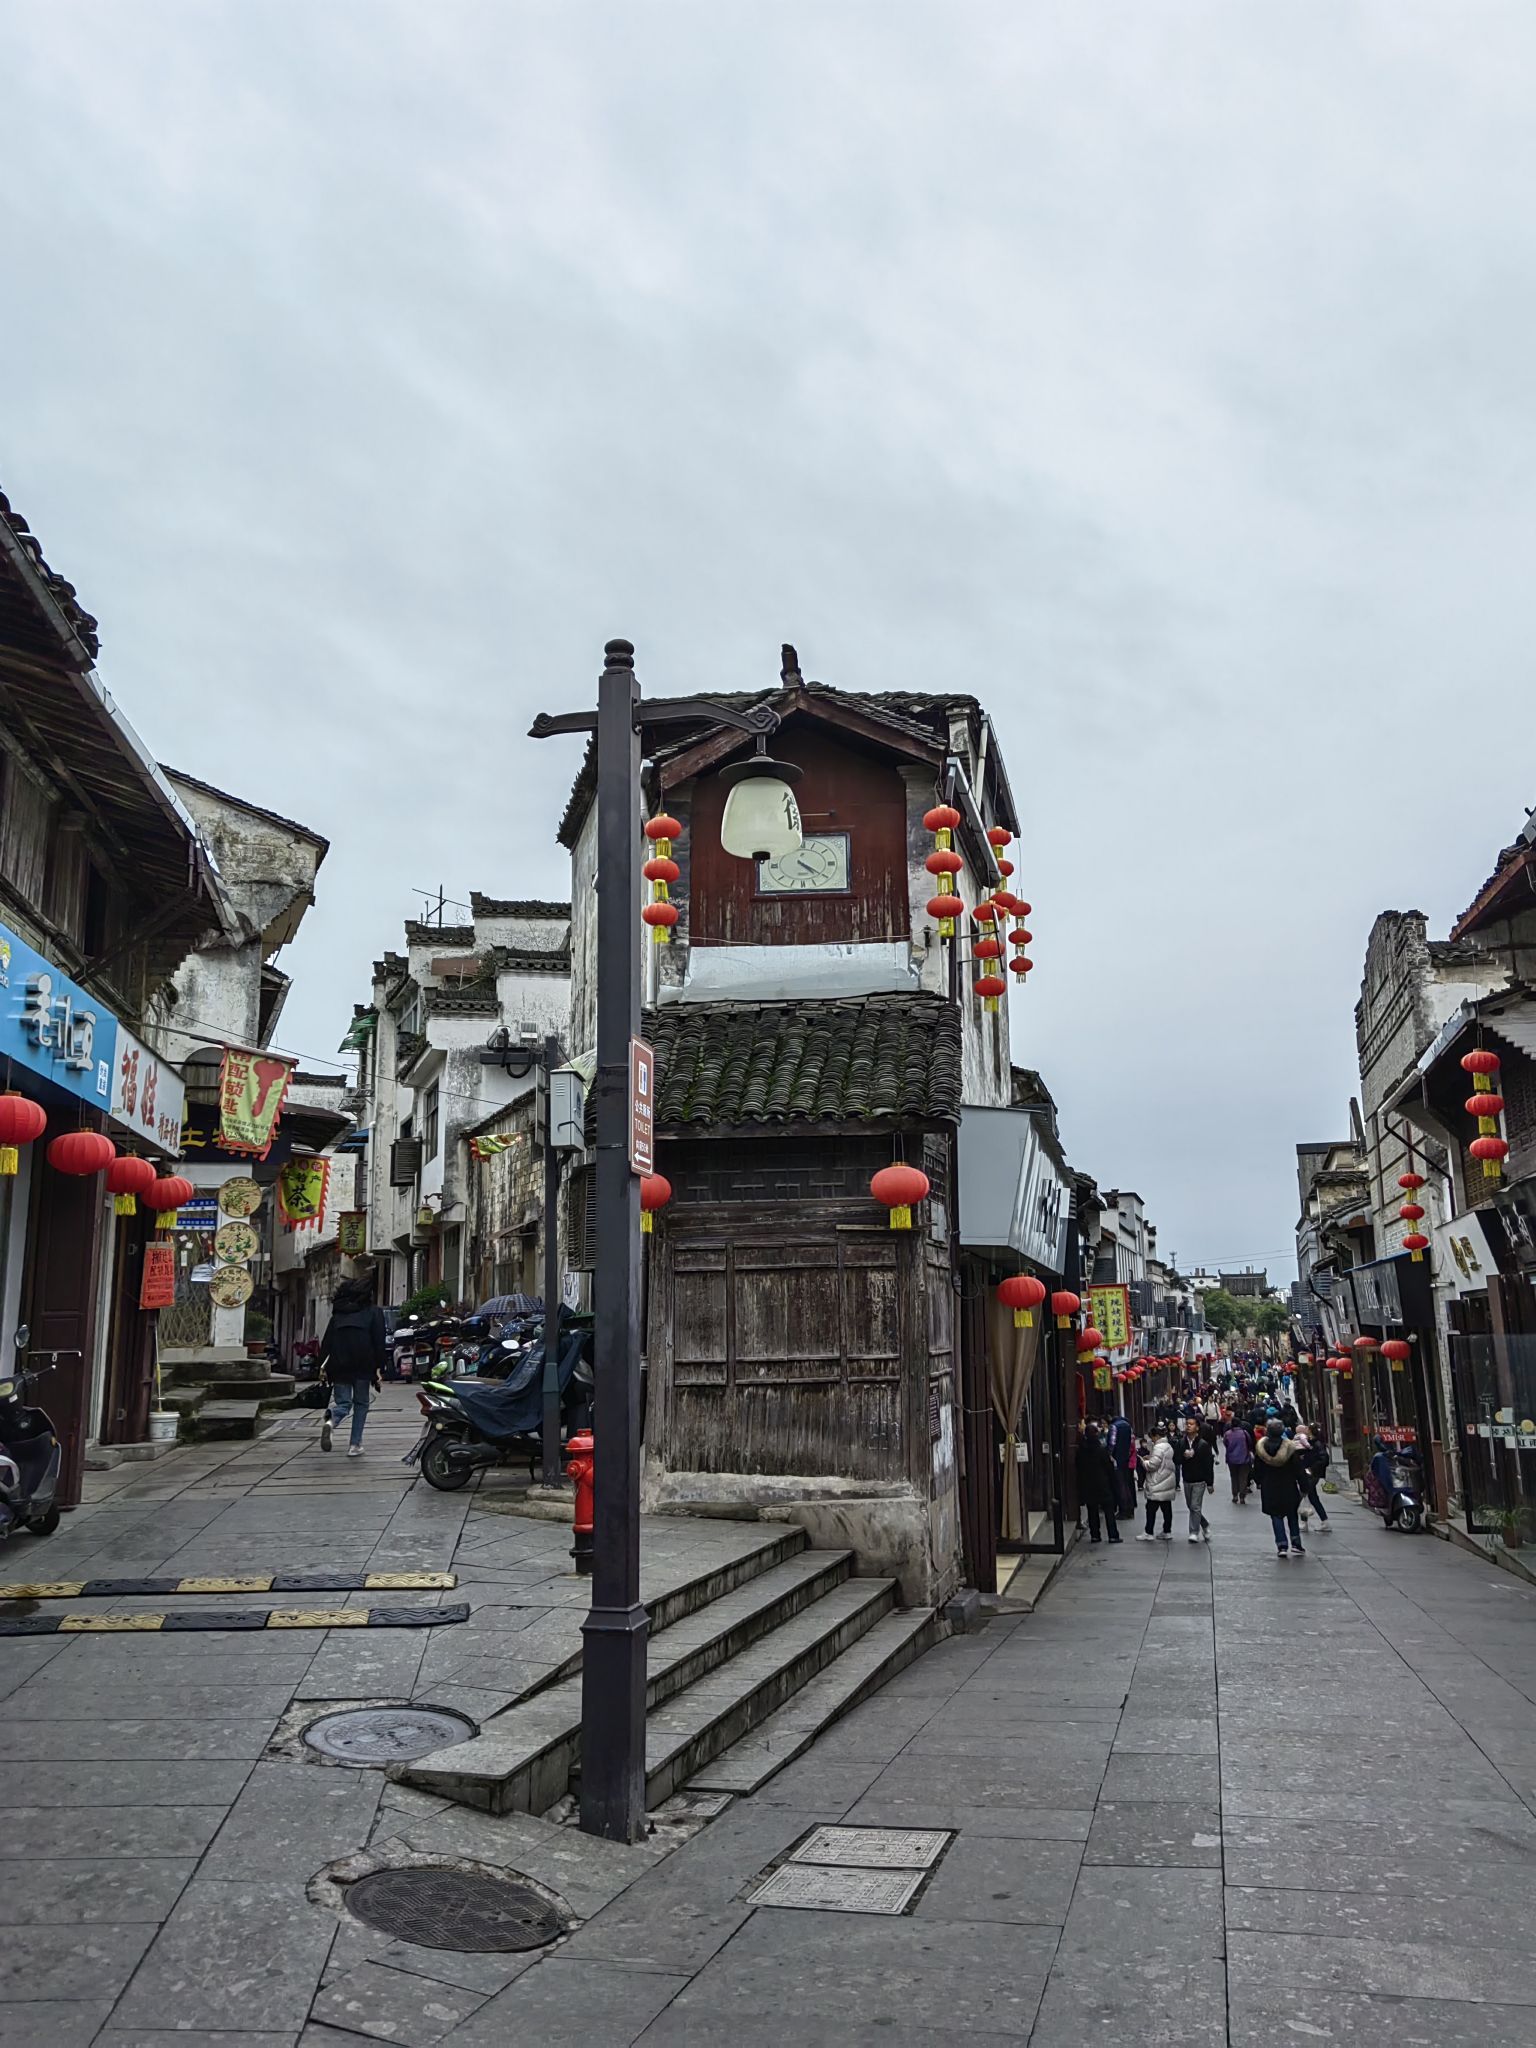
[530, 639, 800, 1842]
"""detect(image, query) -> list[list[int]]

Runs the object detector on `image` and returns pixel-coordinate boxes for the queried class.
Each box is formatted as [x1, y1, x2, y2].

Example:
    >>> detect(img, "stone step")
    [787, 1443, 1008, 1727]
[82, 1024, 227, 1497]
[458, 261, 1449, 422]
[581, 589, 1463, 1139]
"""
[685, 1608, 940, 1795]
[396, 1548, 861, 1814]
[157, 1386, 207, 1417]
[205, 1374, 296, 1403]
[637, 1576, 900, 1808]
[185, 1399, 262, 1441]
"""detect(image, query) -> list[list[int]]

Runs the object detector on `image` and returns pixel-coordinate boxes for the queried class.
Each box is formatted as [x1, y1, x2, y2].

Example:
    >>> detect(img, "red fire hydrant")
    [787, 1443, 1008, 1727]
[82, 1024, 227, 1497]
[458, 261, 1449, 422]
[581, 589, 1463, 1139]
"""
[566, 1428, 595, 1576]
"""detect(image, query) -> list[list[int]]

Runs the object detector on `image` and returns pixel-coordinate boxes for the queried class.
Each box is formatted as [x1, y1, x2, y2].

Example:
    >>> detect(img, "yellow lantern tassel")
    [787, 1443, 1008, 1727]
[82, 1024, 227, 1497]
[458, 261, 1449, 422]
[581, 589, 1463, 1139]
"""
[652, 926, 670, 945]
[889, 1204, 913, 1230]
[156, 1211, 176, 1230]
[115, 1193, 137, 1217]
[985, 996, 999, 1014]
[0, 1147, 16, 1176]
[1480, 1116, 1498, 1135]
[641, 1211, 654, 1234]
[653, 880, 670, 902]
[934, 827, 952, 850]
[1013, 1308, 1034, 1329]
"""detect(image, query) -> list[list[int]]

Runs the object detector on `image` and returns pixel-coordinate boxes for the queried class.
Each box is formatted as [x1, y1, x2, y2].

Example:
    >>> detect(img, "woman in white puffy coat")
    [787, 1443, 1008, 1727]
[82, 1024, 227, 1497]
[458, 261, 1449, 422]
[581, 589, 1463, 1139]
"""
[1137, 1429, 1178, 1541]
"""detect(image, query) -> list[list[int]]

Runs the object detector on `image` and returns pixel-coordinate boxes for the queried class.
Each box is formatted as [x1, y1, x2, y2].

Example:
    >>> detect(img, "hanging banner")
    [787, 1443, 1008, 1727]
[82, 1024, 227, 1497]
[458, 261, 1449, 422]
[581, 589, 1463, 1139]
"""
[470, 1132, 523, 1162]
[217, 1047, 295, 1160]
[1092, 1364, 1113, 1392]
[1089, 1284, 1132, 1352]
[277, 1156, 330, 1230]
[337, 1210, 368, 1256]
[139, 1241, 176, 1311]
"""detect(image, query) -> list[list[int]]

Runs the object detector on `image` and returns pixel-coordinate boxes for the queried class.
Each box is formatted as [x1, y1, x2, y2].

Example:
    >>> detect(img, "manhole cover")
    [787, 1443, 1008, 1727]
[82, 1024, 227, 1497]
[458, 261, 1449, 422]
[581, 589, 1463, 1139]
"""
[345, 1868, 562, 1952]
[747, 1864, 927, 1914]
[791, 1826, 951, 1870]
[303, 1706, 473, 1766]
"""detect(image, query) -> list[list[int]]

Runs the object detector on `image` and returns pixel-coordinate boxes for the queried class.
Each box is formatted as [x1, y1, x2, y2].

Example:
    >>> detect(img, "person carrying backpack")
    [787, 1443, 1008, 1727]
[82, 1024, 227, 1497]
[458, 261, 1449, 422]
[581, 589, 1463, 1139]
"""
[319, 1271, 388, 1457]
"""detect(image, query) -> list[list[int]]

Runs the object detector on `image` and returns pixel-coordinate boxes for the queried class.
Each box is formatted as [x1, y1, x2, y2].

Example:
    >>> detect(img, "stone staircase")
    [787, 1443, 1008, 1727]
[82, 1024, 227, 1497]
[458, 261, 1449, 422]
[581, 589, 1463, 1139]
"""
[159, 1347, 298, 1440]
[397, 1530, 938, 1815]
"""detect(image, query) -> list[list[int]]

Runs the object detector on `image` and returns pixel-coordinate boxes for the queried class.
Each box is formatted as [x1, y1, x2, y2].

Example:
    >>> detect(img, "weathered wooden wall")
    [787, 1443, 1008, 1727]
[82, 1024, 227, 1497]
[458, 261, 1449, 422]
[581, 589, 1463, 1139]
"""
[684, 727, 912, 949]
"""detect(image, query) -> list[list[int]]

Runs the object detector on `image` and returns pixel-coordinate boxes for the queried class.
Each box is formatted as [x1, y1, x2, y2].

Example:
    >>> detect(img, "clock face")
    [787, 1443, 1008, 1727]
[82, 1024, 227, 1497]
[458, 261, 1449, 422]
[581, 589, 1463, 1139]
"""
[757, 833, 851, 894]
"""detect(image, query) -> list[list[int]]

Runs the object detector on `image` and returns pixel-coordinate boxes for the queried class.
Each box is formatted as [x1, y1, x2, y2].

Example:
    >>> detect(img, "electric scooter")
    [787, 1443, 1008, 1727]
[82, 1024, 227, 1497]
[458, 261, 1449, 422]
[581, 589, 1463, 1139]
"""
[0, 1326, 64, 1542]
[1366, 1441, 1425, 1534]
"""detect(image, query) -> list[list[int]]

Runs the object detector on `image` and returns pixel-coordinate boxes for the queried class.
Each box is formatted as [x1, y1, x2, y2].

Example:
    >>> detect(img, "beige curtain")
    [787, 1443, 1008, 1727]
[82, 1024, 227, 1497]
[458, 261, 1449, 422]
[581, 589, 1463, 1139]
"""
[988, 1293, 1044, 1542]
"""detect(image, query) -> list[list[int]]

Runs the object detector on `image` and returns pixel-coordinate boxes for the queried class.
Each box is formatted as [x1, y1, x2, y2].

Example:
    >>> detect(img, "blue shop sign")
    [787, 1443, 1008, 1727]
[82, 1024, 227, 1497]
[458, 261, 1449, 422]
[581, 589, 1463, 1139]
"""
[0, 920, 118, 1109]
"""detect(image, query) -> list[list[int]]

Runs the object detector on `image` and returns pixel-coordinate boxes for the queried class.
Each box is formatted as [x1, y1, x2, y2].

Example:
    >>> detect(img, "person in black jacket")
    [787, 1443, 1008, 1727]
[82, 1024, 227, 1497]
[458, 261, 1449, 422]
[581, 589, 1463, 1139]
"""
[319, 1271, 389, 1456]
[1254, 1419, 1306, 1556]
[1173, 1418, 1216, 1544]
[1075, 1423, 1122, 1544]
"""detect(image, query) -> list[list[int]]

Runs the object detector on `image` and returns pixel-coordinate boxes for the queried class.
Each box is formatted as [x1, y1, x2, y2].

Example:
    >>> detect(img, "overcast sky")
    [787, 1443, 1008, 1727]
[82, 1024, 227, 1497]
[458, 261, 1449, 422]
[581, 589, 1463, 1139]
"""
[6, 2, 1536, 1282]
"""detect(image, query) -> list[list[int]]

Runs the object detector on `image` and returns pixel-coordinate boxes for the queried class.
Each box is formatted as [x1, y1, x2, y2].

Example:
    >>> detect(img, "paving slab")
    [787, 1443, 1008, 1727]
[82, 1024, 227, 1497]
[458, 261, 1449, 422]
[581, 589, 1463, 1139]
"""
[109, 1876, 337, 2032]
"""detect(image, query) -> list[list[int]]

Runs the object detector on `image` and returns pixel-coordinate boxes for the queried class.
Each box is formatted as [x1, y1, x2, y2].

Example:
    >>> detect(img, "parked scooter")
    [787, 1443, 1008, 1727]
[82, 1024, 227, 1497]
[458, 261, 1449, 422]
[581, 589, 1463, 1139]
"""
[0, 1326, 64, 1542]
[1366, 1440, 1425, 1533]
[407, 1319, 594, 1490]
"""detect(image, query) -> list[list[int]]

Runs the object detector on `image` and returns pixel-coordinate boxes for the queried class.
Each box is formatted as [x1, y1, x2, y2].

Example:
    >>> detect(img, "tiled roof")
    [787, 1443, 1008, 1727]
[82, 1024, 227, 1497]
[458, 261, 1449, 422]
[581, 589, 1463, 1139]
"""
[645, 994, 962, 1131]
[0, 487, 100, 660]
[470, 893, 571, 919]
[423, 986, 500, 1015]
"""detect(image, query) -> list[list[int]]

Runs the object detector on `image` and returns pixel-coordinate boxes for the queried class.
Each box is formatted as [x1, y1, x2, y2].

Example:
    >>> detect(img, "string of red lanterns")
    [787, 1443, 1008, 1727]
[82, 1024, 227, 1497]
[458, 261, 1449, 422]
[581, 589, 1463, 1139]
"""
[923, 806, 963, 939]
[1462, 1047, 1508, 1181]
[642, 813, 683, 945]
[1397, 1165, 1428, 1263]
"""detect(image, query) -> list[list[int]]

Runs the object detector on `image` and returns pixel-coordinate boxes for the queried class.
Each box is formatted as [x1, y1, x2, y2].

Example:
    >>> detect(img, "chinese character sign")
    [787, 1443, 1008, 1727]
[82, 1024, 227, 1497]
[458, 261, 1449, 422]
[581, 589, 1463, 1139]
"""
[337, 1211, 367, 1256]
[218, 1048, 294, 1159]
[139, 1241, 176, 1311]
[1089, 1284, 1132, 1352]
[110, 1028, 186, 1154]
[0, 921, 118, 1108]
[277, 1156, 330, 1230]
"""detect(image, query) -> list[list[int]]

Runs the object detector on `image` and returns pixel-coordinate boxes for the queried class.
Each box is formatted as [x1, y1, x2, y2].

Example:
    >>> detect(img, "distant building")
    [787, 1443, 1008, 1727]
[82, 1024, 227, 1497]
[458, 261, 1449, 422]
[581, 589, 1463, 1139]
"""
[1219, 1268, 1269, 1300]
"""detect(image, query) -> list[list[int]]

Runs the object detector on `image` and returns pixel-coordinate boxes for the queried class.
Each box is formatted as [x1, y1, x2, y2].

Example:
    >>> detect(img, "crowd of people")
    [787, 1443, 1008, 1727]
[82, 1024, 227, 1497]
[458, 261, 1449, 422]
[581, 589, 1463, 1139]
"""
[1074, 1362, 1333, 1559]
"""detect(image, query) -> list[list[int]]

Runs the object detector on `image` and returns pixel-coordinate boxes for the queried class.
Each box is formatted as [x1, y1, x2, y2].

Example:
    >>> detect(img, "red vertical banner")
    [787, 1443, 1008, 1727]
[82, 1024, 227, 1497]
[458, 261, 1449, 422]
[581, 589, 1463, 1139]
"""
[139, 1241, 176, 1311]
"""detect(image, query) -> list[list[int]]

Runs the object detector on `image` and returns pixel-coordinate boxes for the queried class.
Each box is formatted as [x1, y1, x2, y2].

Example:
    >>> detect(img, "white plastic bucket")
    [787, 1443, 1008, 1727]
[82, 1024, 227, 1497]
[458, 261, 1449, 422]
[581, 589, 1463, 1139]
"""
[148, 1411, 179, 1444]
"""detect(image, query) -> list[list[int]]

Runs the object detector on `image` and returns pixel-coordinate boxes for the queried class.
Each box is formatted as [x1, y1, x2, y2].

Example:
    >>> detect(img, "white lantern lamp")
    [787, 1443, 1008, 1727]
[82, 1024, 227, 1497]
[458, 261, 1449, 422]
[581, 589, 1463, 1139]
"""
[718, 741, 804, 861]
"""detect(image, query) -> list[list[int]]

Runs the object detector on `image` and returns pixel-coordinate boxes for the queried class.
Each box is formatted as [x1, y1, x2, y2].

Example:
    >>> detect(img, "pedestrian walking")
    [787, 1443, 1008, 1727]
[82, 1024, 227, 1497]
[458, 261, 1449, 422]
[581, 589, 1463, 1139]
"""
[1106, 1412, 1135, 1519]
[319, 1271, 388, 1458]
[1175, 1418, 1215, 1543]
[1254, 1418, 1306, 1557]
[1075, 1422, 1122, 1545]
[1224, 1417, 1253, 1502]
[1293, 1424, 1332, 1532]
[1137, 1426, 1177, 1541]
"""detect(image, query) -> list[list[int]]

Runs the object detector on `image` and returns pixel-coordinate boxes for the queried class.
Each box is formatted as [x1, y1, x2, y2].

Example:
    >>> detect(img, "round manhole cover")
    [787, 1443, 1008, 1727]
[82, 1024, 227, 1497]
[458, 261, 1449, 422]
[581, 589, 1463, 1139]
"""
[345, 1867, 562, 1952]
[303, 1706, 474, 1766]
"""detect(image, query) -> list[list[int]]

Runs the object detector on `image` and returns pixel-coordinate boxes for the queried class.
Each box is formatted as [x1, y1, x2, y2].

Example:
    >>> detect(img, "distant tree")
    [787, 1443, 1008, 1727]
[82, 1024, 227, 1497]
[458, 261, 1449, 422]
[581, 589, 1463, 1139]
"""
[1200, 1287, 1244, 1340]
[1252, 1299, 1289, 1341]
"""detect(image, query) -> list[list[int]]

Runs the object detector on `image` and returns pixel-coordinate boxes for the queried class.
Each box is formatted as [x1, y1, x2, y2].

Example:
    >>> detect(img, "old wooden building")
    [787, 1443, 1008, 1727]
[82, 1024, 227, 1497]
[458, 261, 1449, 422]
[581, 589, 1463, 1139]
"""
[558, 654, 1069, 1604]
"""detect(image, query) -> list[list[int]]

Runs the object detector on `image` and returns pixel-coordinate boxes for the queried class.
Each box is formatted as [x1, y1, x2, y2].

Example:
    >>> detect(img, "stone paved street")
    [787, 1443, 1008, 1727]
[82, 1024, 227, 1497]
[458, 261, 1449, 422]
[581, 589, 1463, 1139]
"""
[7, 1412, 1536, 2044]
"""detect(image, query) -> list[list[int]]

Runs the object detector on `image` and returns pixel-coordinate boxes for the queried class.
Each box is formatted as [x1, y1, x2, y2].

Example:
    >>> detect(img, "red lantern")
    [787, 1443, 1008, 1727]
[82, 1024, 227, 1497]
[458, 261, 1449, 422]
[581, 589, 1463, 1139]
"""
[1077, 1326, 1105, 1354]
[996, 857, 1014, 877]
[642, 900, 679, 944]
[1402, 1233, 1429, 1259]
[106, 1153, 157, 1217]
[643, 816, 684, 936]
[0, 1092, 46, 1177]
[144, 1174, 196, 1231]
[1465, 1093, 1505, 1118]
[47, 1130, 115, 1177]
[1398, 1203, 1425, 1223]
[1353, 1334, 1378, 1352]
[973, 935, 1003, 961]
[974, 974, 1007, 1012]
[1398, 1171, 1425, 1191]
[644, 813, 682, 850]
[643, 855, 680, 889]
[923, 804, 961, 845]
[1471, 1135, 1509, 1179]
[1009, 955, 1033, 978]
[640, 1172, 672, 1235]
[987, 826, 1012, 850]
[972, 900, 998, 925]
[1461, 1048, 1501, 1080]
[1381, 1338, 1411, 1373]
[925, 848, 962, 879]
[871, 1163, 930, 1231]
[1051, 1290, 1080, 1329]
[997, 1274, 1047, 1329]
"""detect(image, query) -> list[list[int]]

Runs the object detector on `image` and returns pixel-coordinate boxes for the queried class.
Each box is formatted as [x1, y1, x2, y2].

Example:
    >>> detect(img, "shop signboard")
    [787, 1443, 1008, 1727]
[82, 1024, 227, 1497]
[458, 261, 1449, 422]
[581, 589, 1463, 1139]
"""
[1346, 1258, 1404, 1330]
[1089, 1284, 1132, 1352]
[0, 919, 117, 1109]
[109, 1026, 186, 1156]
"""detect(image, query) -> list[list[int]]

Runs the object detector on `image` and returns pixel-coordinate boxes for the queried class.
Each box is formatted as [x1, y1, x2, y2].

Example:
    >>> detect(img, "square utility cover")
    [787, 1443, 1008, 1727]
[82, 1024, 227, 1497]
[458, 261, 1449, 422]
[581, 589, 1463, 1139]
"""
[746, 1864, 928, 1915]
[791, 1825, 952, 1870]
